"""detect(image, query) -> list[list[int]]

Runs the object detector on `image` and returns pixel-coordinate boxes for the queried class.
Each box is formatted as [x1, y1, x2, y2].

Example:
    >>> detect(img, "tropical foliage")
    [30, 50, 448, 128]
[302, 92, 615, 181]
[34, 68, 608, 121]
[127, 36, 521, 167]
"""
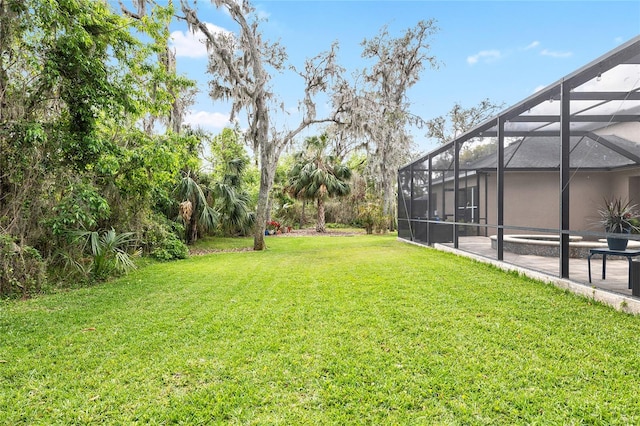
[288, 135, 352, 232]
[72, 229, 140, 281]
[208, 129, 257, 236]
[0, 0, 451, 295]
[182, 0, 354, 250]
[175, 171, 218, 244]
[214, 158, 256, 237]
[0, 0, 250, 295]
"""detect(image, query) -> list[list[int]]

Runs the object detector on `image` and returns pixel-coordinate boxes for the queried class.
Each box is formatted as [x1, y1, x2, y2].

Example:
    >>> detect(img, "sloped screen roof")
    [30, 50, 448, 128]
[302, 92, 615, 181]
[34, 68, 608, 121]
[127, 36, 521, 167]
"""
[467, 134, 639, 170]
[402, 36, 640, 173]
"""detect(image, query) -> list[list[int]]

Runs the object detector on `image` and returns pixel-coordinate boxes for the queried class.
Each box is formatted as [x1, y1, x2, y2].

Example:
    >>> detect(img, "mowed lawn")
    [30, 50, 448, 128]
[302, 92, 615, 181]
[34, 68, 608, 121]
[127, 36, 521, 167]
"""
[2, 234, 640, 424]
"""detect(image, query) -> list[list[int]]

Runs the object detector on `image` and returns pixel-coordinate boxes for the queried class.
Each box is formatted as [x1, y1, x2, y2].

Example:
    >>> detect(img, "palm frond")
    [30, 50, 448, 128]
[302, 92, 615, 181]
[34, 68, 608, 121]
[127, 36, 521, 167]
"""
[199, 205, 219, 231]
[226, 157, 246, 175]
[114, 248, 139, 273]
[89, 231, 101, 257]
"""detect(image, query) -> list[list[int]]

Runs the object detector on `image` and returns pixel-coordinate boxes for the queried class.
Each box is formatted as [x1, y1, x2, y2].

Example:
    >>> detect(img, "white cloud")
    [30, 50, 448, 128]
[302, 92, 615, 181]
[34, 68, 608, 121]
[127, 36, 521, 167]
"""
[467, 50, 502, 65]
[254, 5, 271, 21]
[523, 41, 540, 50]
[532, 85, 547, 93]
[170, 23, 229, 58]
[184, 110, 230, 129]
[540, 49, 572, 58]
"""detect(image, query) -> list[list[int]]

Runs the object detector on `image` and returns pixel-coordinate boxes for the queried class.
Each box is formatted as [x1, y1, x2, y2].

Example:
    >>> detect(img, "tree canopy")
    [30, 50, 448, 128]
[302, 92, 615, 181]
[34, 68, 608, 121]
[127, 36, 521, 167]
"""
[0, 0, 505, 296]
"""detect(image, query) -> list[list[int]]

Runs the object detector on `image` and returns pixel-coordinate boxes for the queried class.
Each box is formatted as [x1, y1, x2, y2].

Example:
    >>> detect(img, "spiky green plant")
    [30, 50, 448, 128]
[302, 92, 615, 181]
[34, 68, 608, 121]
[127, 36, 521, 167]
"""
[598, 197, 640, 233]
[74, 228, 139, 281]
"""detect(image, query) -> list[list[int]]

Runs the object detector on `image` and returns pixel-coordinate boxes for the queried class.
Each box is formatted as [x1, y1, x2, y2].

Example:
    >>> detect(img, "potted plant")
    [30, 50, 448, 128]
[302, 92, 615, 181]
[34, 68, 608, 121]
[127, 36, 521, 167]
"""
[597, 197, 639, 250]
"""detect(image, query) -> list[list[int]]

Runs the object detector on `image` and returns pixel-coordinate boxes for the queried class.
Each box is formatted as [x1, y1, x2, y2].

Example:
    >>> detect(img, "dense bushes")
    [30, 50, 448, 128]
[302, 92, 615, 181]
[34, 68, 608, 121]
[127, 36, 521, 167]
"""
[0, 234, 46, 298]
[357, 201, 389, 234]
[141, 216, 189, 261]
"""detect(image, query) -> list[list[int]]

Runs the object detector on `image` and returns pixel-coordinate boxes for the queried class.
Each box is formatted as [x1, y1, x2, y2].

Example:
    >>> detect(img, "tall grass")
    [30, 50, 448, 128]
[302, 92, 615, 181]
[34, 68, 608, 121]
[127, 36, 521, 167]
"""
[1, 234, 639, 424]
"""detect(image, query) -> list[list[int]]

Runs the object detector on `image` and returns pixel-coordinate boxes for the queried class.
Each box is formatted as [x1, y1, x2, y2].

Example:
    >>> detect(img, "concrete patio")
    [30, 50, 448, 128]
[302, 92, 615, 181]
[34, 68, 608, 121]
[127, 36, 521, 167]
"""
[406, 236, 640, 314]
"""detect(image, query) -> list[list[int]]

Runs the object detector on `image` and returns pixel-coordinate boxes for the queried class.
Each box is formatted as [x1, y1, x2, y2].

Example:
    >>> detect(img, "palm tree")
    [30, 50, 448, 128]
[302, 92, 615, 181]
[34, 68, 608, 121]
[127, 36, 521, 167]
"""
[288, 135, 352, 232]
[214, 158, 255, 236]
[175, 170, 218, 243]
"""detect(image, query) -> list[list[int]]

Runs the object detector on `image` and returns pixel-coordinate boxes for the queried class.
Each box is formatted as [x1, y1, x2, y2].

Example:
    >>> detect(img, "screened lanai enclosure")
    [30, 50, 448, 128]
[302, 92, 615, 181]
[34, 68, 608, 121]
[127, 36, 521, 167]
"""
[398, 36, 640, 295]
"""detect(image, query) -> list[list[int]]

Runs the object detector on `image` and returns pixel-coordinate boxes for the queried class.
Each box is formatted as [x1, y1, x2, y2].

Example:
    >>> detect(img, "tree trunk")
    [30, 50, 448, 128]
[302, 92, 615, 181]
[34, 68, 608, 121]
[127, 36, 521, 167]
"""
[266, 194, 273, 224]
[380, 159, 397, 232]
[253, 180, 269, 250]
[186, 216, 198, 244]
[316, 197, 326, 232]
[253, 142, 278, 250]
[300, 200, 306, 228]
[387, 197, 397, 231]
[0, 5, 6, 123]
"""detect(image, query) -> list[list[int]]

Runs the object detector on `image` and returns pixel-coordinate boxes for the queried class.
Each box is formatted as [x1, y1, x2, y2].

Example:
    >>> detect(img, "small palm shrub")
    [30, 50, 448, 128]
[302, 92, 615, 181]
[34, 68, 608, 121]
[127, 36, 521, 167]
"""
[74, 229, 140, 281]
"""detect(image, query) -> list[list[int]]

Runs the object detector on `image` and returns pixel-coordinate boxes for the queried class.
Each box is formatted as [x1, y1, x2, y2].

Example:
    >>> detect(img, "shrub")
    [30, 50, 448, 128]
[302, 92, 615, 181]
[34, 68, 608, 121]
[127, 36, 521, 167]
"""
[141, 216, 188, 261]
[357, 202, 388, 234]
[74, 229, 139, 281]
[324, 199, 358, 225]
[45, 182, 110, 236]
[0, 233, 47, 298]
[150, 237, 188, 261]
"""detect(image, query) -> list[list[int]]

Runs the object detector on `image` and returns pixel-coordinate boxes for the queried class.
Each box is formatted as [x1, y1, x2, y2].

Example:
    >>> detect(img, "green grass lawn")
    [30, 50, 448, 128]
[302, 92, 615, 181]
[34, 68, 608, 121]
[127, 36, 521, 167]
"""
[2, 234, 640, 424]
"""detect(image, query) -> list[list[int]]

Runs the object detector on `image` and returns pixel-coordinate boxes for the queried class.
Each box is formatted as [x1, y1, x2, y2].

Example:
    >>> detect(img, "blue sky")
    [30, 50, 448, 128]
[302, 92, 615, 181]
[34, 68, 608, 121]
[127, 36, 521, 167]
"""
[165, 0, 640, 153]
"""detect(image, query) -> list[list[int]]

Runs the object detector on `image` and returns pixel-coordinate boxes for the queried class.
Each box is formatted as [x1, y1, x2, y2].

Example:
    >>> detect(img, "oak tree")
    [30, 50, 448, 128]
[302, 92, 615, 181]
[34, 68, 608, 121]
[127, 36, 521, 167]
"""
[181, 0, 349, 250]
[351, 21, 440, 223]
